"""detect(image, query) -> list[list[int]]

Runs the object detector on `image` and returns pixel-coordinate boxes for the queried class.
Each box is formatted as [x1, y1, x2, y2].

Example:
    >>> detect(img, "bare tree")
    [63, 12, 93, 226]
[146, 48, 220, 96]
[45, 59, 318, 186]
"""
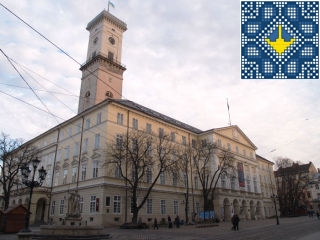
[0, 133, 36, 210]
[193, 141, 236, 218]
[108, 130, 178, 224]
[275, 157, 310, 216]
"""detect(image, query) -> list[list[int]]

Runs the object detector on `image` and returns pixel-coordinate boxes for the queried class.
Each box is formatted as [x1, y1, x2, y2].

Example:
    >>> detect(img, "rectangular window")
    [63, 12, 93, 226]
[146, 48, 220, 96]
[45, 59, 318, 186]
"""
[243, 149, 246, 157]
[201, 139, 207, 147]
[132, 118, 138, 130]
[159, 128, 164, 138]
[217, 139, 222, 147]
[96, 112, 102, 125]
[253, 177, 258, 193]
[64, 146, 70, 159]
[147, 199, 152, 214]
[227, 143, 231, 151]
[221, 174, 226, 188]
[90, 196, 96, 213]
[81, 164, 86, 181]
[117, 113, 124, 125]
[73, 142, 79, 156]
[50, 201, 55, 215]
[231, 177, 236, 190]
[116, 134, 123, 150]
[173, 200, 178, 215]
[93, 162, 98, 178]
[80, 196, 83, 213]
[146, 123, 152, 134]
[68, 127, 72, 137]
[56, 149, 61, 162]
[250, 152, 254, 159]
[192, 139, 196, 148]
[85, 118, 91, 130]
[183, 173, 188, 188]
[94, 133, 100, 149]
[108, 51, 114, 60]
[146, 168, 152, 183]
[59, 199, 64, 214]
[106, 196, 111, 206]
[72, 167, 77, 183]
[247, 176, 251, 192]
[160, 200, 166, 215]
[173, 172, 178, 186]
[54, 171, 60, 186]
[115, 166, 121, 178]
[76, 122, 81, 133]
[182, 136, 187, 146]
[171, 132, 175, 142]
[146, 142, 152, 157]
[194, 176, 199, 189]
[114, 195, 121, 213]
[236, 146, 239, 153]
[63, 169, 68, 184]
[160, 171, 165, 185]
[83, 138, 88, 153]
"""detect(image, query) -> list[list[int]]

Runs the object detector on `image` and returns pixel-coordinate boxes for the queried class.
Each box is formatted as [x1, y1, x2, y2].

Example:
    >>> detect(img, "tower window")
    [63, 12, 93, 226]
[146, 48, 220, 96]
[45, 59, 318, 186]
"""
[108, 37, 115, 45]
[85, 91, 90, 97]
[106, 91, 113, 98]
[93, 37, 98, 45]
[108, 51, 114, 61]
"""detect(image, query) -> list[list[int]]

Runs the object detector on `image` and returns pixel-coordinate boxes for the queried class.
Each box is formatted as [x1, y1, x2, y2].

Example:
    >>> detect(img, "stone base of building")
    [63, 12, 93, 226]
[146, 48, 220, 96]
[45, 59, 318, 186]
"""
[17, 225, 111, 240]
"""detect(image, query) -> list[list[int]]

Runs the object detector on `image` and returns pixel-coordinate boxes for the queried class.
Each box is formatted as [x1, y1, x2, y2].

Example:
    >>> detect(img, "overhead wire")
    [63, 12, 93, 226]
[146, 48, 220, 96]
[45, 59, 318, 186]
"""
[0, 48, 60, 124]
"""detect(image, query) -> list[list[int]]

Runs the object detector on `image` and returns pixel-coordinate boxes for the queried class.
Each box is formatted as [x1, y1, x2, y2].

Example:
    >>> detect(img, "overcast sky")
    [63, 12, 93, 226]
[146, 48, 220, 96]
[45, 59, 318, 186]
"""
[0, 0, 319, 168]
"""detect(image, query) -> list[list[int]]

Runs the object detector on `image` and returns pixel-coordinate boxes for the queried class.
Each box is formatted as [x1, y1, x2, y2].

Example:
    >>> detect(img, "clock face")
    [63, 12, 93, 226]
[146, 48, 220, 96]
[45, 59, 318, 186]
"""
[109, 37, 115, 45]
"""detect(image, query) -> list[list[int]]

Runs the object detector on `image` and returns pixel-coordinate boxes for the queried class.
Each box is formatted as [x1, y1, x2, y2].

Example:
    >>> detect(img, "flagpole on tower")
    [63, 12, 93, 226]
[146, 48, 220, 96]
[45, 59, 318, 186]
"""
[227, 98, 232, 126]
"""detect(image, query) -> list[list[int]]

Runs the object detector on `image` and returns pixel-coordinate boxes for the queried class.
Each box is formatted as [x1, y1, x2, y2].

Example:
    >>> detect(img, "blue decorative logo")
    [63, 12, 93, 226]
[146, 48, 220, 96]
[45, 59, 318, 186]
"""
[241, 1, 319, 79]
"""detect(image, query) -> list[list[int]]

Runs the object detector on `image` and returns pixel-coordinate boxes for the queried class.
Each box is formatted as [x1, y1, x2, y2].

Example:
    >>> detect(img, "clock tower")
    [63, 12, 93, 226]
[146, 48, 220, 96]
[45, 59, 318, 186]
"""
[78, 10, 127, 113]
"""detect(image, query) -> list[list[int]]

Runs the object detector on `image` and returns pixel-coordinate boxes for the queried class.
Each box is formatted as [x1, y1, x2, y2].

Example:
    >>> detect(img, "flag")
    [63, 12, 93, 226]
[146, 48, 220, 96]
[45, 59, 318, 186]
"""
[108, 1, 115, 8]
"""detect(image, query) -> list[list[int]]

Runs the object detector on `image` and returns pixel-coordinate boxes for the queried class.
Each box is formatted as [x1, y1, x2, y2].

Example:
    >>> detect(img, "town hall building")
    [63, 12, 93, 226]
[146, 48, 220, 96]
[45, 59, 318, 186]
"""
[8, 10, 278, 227]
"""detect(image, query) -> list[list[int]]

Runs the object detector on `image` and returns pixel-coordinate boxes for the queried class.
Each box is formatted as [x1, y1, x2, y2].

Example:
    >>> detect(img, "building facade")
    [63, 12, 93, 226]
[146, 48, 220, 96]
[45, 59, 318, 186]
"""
[274, 162, 318, 216]
[7, 10, 278, 227]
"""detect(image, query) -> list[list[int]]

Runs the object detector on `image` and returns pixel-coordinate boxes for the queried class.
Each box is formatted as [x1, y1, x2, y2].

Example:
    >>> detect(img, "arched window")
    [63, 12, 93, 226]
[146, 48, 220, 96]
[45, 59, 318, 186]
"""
[85, 91, 90, 98]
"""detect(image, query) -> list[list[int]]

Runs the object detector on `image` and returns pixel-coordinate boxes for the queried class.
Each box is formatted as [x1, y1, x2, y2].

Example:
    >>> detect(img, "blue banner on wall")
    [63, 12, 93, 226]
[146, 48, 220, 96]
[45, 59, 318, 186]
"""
[199, 211, 215, 219]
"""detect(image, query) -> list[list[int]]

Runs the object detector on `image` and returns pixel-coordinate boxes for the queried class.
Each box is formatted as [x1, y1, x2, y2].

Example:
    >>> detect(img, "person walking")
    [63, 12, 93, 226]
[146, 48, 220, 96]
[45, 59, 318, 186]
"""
[234, 214, 240, 231]
[231, 215, 236, 230]
[175, 215, 180, 228]
[153, 217, 159, 230]
[168, 215, 172, 228]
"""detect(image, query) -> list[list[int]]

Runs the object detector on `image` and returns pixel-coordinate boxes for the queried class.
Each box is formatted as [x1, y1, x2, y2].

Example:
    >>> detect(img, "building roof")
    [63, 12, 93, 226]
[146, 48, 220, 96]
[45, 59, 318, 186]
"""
[112, 99, 203, 134]
[274, 162, 313, 177]
[256, 154, 274, 165]
[86, 10, 127, 31]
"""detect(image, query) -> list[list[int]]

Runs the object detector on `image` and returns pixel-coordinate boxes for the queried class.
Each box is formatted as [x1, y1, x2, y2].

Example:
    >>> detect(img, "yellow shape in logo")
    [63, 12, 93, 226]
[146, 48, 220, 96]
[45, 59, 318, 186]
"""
[266, 25, 295, 55]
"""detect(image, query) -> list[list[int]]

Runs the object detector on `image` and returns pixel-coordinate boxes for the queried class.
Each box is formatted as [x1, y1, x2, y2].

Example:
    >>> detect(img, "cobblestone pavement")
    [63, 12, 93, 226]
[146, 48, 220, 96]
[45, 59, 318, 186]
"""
[0, 216, 319, 240]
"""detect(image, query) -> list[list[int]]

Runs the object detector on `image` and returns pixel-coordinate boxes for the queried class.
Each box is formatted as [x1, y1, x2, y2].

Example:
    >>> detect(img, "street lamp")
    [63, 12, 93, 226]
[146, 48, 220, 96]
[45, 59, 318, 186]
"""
[20, 158, 47, 232]
[271, 193, 280, 225]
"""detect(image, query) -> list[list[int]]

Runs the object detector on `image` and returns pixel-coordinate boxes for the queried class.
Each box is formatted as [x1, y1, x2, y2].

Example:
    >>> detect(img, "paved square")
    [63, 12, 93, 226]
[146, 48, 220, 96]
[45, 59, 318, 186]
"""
[241, 1, 319, 79]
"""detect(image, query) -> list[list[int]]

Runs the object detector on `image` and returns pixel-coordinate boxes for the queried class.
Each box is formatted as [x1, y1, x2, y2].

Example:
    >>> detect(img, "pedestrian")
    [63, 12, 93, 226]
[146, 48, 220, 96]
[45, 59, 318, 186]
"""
[316, 211, 319, 220]
[231, 215, 236, 230]
[175, 215, 180, 228]
[168, 215, 172, 228]
[234, 214, 240, 231]
[153, 217, 159, 230]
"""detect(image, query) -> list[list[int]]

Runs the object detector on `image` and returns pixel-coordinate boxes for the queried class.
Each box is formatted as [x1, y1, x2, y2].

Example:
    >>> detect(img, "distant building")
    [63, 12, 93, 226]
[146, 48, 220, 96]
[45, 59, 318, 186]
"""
[274, 162, 318, 216]
[7, 10, 278, 226]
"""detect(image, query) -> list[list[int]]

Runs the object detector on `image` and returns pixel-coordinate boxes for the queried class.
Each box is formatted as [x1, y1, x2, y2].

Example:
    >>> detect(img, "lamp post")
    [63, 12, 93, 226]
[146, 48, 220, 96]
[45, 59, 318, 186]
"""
[20, 158, 47, 232]
[271, 193, 280, 225]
